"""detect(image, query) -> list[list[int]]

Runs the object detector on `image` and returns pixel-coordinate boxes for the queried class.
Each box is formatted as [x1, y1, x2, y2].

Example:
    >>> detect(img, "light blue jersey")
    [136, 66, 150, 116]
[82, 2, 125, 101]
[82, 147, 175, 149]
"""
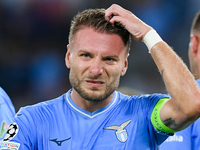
[159, 79, 200, 150]
[1, 90, 170, 150]
[0, 87, 15, 146]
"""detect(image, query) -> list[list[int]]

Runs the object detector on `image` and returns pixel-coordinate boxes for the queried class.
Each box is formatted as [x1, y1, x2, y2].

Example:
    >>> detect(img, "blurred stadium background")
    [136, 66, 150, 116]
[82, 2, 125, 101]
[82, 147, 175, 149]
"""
[0, 0, 199, 112]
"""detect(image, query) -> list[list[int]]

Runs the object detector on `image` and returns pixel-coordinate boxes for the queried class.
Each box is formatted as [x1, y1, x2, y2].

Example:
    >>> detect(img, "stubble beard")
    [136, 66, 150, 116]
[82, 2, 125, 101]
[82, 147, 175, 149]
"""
[69, 70, 120, 102]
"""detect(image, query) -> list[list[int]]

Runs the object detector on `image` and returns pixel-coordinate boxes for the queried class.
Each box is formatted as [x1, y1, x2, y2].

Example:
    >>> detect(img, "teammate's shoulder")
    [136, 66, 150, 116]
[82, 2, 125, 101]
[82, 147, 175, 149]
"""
[0, 87, 10, 102]
[196, 79, 200, 86]
[0, 86, 5, 93]
[0, 87, 15, 113]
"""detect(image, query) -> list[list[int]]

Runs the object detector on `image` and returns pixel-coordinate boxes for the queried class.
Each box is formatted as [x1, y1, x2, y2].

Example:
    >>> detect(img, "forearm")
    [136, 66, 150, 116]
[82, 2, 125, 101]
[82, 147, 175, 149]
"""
[151, 41, 200, 121]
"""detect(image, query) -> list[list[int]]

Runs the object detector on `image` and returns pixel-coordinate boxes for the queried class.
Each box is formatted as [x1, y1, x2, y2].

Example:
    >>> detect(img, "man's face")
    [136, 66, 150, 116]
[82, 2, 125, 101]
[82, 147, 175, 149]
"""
[66, 27, 128, 102]
[188, 42, 195, 74]
[188, 34, 200, 79]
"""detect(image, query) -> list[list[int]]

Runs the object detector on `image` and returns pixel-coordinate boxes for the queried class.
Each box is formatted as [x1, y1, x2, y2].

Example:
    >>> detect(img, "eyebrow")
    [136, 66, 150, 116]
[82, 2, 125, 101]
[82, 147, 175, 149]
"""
[102, 55, 119, 59]
[77, 50, 119, 58]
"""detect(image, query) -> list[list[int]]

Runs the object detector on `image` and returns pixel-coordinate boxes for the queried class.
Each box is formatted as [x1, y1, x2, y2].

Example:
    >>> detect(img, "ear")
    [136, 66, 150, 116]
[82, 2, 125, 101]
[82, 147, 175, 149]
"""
[190, 35, 199, 57]
[121, 54, 129, 76]
[65, 44, 71, 68]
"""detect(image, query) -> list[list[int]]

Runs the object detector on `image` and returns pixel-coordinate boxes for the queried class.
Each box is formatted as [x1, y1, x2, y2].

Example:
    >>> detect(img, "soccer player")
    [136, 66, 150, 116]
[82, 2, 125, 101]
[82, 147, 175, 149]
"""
[160, 11, 200, 150]
[1, 4, 200, 150]
[0, 87, 15, 146]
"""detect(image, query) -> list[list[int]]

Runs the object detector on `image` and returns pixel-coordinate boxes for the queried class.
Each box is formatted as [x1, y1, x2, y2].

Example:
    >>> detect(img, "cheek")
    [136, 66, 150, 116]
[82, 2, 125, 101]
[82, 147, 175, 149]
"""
[70, 66, 81, 83]
[116, 63, 126, 75]
[71, 61, 88, 77]
[70, 56, 83, 68]
[108, 66, 123, 79]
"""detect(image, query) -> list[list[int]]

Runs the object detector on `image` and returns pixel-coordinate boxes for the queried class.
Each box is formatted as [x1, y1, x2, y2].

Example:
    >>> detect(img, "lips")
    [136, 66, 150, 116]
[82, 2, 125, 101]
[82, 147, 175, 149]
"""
[86, 79, 104, 87]
[86, 80, 104, 84]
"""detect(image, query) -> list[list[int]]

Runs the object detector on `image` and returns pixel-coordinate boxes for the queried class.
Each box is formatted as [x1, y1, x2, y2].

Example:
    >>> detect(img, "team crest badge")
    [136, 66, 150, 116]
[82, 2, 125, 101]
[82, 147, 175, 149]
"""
[104, 120, 131, 142]
[116, 129, 128, 142]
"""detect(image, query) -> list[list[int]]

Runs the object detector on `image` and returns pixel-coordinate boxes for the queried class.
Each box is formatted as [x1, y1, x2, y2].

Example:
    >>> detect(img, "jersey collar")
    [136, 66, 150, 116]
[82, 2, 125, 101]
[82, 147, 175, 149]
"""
[65, 89, 118, 118]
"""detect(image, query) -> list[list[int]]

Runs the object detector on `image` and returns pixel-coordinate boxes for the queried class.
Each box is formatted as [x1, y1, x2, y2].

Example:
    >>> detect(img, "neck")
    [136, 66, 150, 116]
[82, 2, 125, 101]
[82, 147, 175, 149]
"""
[70, 89, 114, 112]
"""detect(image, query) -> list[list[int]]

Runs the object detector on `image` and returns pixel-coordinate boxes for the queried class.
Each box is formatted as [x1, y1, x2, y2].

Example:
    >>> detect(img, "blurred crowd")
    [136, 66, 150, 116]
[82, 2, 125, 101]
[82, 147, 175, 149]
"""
[0, 0, 199, 111]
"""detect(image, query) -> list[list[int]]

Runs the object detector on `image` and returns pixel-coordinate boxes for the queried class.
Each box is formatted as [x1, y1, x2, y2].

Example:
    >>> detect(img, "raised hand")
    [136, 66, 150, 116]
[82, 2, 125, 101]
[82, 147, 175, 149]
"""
[105, 4, 152, 41]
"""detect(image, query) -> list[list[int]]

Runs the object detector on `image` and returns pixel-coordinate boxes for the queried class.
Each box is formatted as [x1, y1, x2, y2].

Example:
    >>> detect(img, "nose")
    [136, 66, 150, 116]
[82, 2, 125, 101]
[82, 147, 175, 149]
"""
[89, 59, 103, 77]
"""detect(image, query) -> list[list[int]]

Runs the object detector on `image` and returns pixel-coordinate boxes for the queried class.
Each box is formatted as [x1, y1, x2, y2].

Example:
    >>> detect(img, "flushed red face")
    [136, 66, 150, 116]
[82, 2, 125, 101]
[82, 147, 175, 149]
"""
[66, 27, 128, 102]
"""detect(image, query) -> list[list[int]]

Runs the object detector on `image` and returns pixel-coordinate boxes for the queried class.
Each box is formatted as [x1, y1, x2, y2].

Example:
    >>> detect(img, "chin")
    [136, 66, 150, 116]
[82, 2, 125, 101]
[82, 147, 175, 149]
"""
[82, 90, 107, 102]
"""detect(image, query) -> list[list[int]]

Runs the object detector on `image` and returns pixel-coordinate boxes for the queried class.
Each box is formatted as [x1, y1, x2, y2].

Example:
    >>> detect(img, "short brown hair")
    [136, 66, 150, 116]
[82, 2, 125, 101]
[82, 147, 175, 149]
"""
[191, 11, 200, 33]
[68, 8, 131, 54]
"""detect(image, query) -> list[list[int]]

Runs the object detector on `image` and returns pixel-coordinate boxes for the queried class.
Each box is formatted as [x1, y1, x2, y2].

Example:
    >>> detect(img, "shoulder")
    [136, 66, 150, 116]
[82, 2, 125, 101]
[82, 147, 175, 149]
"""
[16, 94, 66, 120]
[118, 91, 168, 102]
[0, 87, 11, 103]
[117, 91, 169, 108]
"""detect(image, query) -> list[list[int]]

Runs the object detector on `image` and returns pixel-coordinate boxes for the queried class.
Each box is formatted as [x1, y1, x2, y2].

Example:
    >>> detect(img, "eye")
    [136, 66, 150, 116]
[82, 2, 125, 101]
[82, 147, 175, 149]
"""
[104, 56, 118, 62]
[104, 57, 117, 64]
[79, 52, 92, 60]
[81, 54, 90, 58]
[105, 57, 114, 61]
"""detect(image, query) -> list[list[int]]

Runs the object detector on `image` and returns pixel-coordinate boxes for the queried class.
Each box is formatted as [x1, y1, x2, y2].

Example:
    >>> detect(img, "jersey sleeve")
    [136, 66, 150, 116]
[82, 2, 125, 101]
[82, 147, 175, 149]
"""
[151, 98, 178, 133]
[135, 93, 171, 146]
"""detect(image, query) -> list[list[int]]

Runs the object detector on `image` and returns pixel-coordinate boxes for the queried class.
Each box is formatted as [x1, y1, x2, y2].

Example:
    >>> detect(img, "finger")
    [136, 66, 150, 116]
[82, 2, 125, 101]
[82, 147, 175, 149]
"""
[109, 16, 127, 27]
[105, 5, 119, 21]
[105, 11, 119, 22]
[105, 4, 131, 21]
[105, 4, 126, 21]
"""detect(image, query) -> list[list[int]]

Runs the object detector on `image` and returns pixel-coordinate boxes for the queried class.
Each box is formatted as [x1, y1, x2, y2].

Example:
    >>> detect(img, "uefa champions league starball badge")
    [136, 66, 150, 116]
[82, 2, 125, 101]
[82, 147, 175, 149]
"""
[3, 123, 19, 141]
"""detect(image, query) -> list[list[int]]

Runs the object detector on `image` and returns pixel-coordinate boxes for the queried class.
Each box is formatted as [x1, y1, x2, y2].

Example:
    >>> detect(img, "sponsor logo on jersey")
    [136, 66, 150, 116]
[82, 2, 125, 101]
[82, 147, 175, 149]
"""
[0, 121, 8, 138]
[165, 134, 183, 142]
[49, 137, 71, 146]
[3, 123, 19, 141]
[104, 120, 131, 142]
[1, 141, 20, 150]
[16, 113, 22, 117]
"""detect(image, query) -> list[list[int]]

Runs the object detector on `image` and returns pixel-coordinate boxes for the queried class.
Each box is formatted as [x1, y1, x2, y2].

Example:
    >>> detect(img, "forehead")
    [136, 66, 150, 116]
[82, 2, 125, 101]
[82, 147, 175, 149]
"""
[71, 27, 126, 55]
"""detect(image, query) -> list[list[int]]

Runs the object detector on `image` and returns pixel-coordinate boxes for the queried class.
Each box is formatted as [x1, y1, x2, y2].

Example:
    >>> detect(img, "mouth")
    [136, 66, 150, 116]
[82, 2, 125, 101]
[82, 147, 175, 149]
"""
[85, 80, 104, 87]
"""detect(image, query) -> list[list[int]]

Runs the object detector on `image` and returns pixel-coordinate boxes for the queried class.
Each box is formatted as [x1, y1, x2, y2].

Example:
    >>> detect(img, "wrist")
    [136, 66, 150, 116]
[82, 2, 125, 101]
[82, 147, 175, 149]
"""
[142, 29, 163, 53]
